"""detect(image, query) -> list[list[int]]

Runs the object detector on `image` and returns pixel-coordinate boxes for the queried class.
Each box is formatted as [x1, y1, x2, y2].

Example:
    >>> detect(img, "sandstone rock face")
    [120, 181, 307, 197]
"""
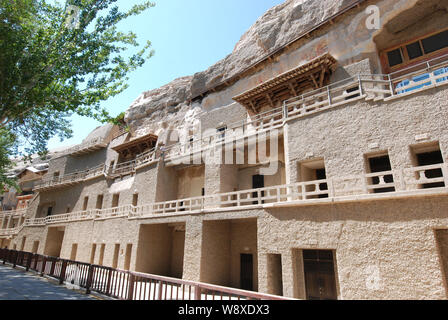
[125, 0, 357, 138]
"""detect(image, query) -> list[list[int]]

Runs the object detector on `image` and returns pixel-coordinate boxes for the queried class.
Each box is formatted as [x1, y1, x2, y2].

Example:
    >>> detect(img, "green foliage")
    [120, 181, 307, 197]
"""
[0, 127, 19, 191]
[0, 0, 155, 189]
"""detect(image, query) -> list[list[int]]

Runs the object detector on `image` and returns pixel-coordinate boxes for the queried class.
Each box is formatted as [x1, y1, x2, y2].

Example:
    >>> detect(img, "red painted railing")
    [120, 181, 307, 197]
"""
[0, 248, 291, 300]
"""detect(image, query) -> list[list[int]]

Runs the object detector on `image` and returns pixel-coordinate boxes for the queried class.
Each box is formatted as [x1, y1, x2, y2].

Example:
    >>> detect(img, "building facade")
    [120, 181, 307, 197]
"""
[2, 0, 448, 300]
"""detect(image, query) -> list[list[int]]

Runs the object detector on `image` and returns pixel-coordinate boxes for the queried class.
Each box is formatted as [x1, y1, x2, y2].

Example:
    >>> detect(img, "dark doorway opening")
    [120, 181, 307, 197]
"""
[240, 253, 254, 291]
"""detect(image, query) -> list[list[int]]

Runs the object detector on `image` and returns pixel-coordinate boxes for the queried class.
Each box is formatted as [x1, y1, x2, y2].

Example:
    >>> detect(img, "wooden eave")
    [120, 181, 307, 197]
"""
[112, 133, 158, 158]
[232, 53, 337, 113]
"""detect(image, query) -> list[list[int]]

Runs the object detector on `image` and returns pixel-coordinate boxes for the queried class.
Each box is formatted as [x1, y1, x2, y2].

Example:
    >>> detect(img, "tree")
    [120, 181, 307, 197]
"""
[0, 0, 155, 189]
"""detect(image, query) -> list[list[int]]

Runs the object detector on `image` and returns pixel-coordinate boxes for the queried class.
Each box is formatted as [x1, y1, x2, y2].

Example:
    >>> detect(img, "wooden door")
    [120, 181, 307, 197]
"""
[303, 250, 338, 300]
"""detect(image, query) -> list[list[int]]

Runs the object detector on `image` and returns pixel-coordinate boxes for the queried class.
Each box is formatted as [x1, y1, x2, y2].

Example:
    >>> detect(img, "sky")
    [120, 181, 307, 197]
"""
[47, 0, 286, 150]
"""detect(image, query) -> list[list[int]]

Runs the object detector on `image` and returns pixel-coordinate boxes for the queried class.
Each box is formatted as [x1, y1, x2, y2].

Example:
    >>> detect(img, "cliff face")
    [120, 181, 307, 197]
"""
[125, 0, 355, 138]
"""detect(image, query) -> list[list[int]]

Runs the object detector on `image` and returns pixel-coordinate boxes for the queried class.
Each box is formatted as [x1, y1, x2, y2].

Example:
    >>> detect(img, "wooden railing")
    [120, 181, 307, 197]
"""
[0, 248, 291, 300]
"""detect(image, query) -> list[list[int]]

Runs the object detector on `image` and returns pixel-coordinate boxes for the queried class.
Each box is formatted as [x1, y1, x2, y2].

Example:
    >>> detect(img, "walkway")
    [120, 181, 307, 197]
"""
[0, 264, 95, 300]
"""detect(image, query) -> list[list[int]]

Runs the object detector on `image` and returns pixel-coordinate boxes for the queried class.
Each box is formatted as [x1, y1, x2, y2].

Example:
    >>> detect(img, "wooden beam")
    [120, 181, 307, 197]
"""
[248, 100, 258, 115]
[265, 93, 275, 108]
[309, 74, 319, 89]
[319, 67, 326, 87]
[288, 82, 298, 96]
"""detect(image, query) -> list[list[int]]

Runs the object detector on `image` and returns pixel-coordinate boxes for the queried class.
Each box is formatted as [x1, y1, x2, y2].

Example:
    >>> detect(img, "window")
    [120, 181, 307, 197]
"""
[112, 194, 120, 208]
[132, 194, 139, 207]
[99, 244, 105, 266]
[384, 29, 448, 70]
[124, 244, 132, 271]
[217, 125, 227, 140]
[406, 41, 423, 60]
[421, 30, 448, 54]
[366, 154, 395, 193]
[298, 159, 329, 198]
[96, 194, 104, 209]
[112, 244, 120, 269]
[252, 174, 265, 204]
[387, 48, 403, 67]
[46, 206, 53, 217]
[411, 143, 445, 189]
[82, 196, 89, 211]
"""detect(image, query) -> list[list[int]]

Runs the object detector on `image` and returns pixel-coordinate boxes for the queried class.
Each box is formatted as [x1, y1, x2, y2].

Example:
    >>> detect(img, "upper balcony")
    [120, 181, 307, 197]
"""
[33, 164, 105, 192]
[0, 209, 27, 237]
[20, 162, 448, 228]
[66, 136, 109, 157]
[108, 134, 158, 178]
[162, 53, 448, 163]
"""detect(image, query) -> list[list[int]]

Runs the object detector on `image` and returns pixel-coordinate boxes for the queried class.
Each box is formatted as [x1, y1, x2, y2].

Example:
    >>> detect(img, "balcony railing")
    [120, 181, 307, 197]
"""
[18, 163, 447, 229]
[34, 164, 105, 191]
[107, 160, 136, 177]
[163, 53, 448, 162]
[106, 149, 157, 177]
[0, 208, 27, 219]
[0, 248, 292, 300]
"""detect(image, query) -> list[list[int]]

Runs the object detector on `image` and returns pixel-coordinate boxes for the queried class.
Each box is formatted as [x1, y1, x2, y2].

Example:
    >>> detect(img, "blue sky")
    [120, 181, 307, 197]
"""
[48, 0, 285, 150]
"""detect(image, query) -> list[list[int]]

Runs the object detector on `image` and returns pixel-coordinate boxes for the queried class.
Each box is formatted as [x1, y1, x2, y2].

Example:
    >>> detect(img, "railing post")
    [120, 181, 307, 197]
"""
[12, 250, 18, 268]
[358, 75, 363, 96]
[59, 260, 68, 285]
[157, 281, 163, 300]
[26, 252, 32, 271]
[442, 164, 448, 188]
[194, 285, 202, 300]
[127, 273, 135, 300]
[388, 74, 394, 97]
[40, 256, 47, 276]
[34, 254, 40, 271]
[50, 258, 56, 276]
[85, 265, 94, 294]
[282, 101, 288, 120]
[105, 268, 113, 296]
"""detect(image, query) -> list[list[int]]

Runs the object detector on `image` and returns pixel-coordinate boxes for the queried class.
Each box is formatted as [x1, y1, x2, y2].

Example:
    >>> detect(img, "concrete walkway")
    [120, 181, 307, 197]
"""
[0, 264, 96, 300]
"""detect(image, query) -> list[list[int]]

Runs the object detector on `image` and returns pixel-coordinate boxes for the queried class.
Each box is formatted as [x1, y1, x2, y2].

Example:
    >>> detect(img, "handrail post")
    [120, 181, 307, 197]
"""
[194, 285, 202, 300]
[26, 252, 32, 271]
[32, 253, 38, 270]
[50, 258, 56, 276]
[358, 75, 363, 96]
[127, 272, 135, 300]
[85, 265, 94, 294]
[157, 281, 163, 300]
[59, 260, 68, 285]
[12, 250, 18, 268]
[106, 268, 113, 296]
[40, 256, 47, 276]
[388, 74, 394, 97]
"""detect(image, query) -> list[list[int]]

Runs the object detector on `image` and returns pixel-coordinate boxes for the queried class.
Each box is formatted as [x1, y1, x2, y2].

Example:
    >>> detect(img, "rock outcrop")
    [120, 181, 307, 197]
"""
[125, 0, 357, 136]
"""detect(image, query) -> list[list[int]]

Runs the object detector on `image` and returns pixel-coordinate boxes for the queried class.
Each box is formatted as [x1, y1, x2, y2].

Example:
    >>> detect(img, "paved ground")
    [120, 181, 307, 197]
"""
[0, 264, 96, 300]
